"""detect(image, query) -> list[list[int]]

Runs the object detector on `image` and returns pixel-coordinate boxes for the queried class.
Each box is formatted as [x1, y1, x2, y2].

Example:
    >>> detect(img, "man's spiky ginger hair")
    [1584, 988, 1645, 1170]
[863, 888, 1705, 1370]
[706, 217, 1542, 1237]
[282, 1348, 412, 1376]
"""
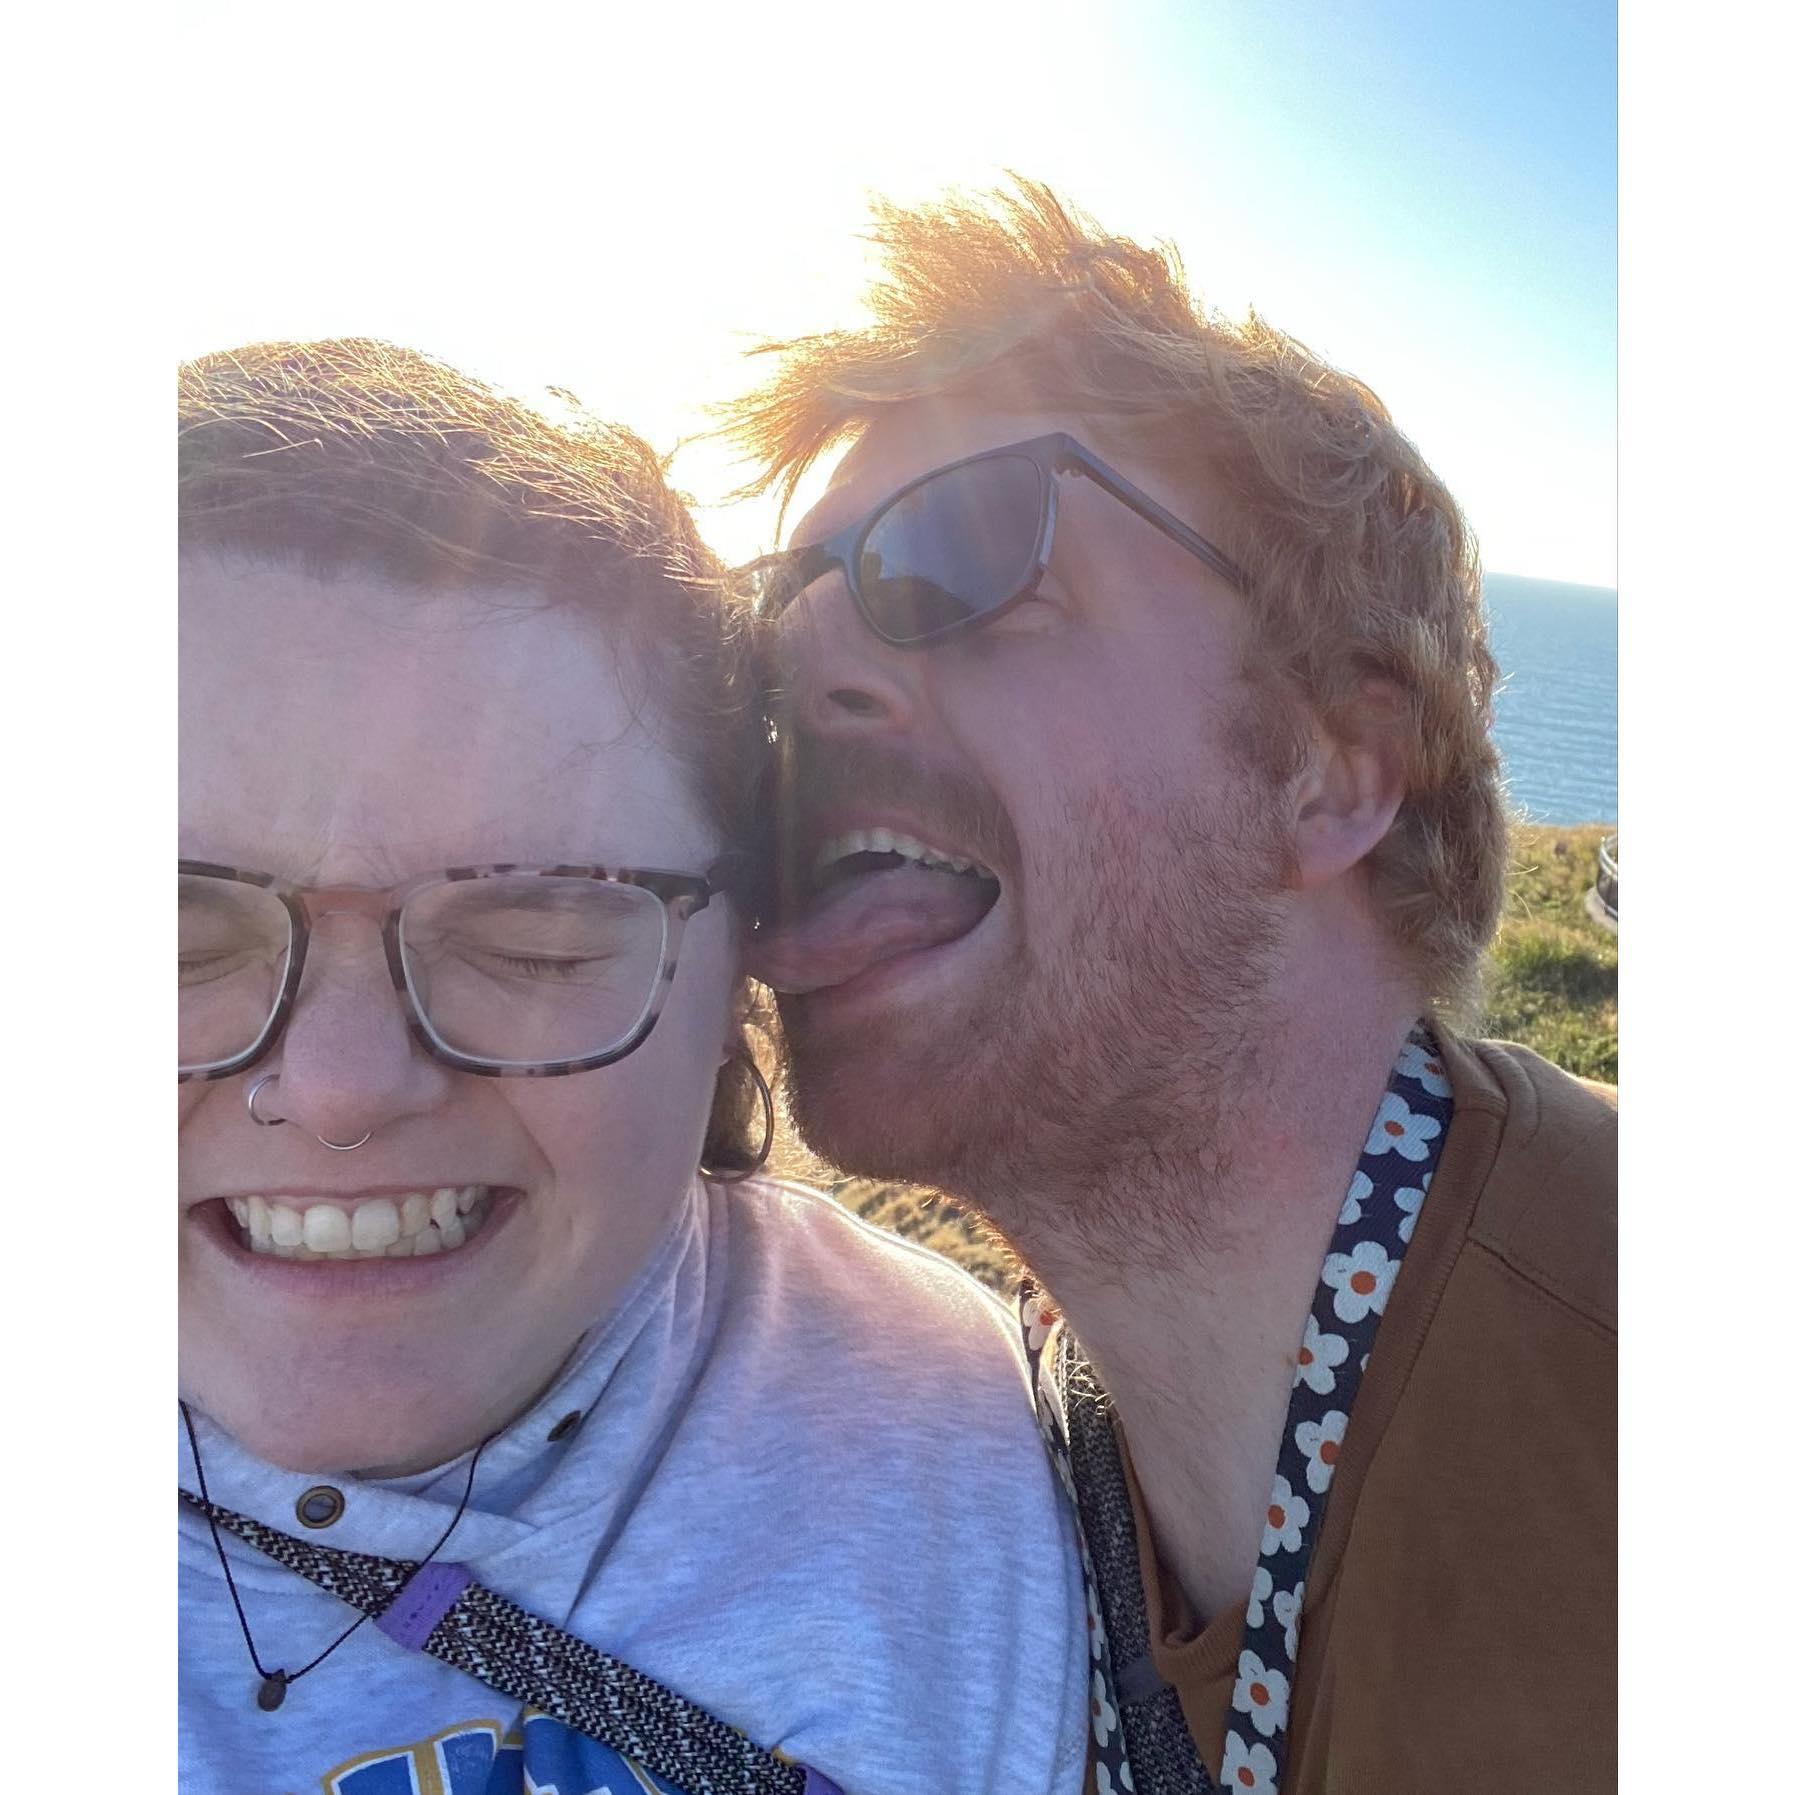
[721, 180, 1508, 1014]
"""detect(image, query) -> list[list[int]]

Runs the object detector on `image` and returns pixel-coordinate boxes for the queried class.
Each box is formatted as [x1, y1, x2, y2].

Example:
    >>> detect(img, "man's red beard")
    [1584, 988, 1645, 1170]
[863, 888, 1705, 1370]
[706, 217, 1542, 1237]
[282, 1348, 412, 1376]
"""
[776, 768, 1295, 1246]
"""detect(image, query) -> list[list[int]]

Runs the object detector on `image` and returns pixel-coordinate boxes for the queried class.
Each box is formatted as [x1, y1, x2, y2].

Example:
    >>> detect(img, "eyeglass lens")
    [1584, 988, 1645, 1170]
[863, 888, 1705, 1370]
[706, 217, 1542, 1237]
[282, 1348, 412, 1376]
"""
[855, 453, 1048, 643]
[178, 873, 671, 1074]
[179, 875, 294, 1072]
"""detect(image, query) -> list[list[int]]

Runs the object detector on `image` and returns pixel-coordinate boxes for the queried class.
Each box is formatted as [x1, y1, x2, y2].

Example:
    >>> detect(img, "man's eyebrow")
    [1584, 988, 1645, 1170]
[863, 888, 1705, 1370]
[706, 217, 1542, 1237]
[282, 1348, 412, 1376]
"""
[787, 475, 877, 551]
[787, 509, 843, 553]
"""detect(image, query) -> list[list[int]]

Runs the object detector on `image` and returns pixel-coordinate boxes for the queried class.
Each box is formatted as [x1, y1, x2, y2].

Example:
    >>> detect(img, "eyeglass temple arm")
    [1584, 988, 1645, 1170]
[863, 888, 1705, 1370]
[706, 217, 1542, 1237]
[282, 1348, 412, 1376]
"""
[703, 849, 776, 925]
[740, 538, 842, 604]
[1057, 443, 1247, 594]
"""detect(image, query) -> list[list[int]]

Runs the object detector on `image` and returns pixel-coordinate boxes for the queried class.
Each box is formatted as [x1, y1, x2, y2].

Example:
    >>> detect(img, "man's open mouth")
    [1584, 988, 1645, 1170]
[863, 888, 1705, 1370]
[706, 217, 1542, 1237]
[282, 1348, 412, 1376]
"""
[751, 827, 1002, 995]
[221, 1185, 501, 1260]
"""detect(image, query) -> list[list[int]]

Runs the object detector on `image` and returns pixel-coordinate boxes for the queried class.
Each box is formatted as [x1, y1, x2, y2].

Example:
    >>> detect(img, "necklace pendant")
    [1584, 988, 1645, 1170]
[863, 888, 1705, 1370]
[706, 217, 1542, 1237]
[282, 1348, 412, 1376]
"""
[256, 1671, 289, 1712]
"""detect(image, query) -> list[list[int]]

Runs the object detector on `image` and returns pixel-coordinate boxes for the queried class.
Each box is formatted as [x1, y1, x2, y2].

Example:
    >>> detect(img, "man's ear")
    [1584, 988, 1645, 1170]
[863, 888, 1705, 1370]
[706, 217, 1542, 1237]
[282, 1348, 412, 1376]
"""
[1288, 680, 1408, 891]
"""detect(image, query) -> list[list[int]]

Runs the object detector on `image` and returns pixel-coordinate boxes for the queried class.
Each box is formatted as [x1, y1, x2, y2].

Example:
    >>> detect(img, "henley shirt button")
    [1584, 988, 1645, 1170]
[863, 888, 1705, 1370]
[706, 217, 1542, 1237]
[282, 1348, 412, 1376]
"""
[296, 1485, 345, 1528]
[546, 1410, 584, 1442]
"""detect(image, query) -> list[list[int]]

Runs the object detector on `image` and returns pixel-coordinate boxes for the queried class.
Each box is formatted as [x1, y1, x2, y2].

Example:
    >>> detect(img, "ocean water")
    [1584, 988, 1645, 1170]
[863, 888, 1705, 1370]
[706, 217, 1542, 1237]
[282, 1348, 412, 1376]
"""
[1482, 573, 1618, 827]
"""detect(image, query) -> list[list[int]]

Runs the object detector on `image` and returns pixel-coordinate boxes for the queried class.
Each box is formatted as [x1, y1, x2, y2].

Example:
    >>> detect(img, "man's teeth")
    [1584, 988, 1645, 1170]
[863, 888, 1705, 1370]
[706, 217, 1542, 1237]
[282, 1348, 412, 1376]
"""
[815, 828, 992, 880]
[224, 1186, 493, 1260]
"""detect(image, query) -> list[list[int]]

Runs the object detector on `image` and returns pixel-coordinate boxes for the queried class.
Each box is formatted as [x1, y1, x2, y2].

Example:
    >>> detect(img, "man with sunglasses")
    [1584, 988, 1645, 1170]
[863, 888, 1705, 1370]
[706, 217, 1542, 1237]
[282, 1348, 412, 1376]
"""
[731, 184, 1616, 1793]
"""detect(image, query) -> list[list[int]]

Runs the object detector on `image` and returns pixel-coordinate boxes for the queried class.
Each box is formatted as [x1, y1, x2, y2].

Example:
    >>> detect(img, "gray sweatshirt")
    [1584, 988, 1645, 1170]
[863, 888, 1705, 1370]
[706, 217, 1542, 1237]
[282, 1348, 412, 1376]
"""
[179, 1177, 1089, 1794]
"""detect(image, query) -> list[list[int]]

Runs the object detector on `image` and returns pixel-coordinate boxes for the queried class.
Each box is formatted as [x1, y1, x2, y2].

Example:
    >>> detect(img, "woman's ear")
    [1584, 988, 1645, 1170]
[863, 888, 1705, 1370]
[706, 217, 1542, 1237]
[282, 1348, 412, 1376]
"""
[719, 976, 767, 1065]
[1288, 680, 1408, 891]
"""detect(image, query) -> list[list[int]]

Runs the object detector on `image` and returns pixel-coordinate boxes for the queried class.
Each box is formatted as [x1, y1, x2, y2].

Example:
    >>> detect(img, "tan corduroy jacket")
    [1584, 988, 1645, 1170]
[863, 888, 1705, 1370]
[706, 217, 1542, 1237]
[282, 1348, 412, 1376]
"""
[1085, 1031, 1616, 1794]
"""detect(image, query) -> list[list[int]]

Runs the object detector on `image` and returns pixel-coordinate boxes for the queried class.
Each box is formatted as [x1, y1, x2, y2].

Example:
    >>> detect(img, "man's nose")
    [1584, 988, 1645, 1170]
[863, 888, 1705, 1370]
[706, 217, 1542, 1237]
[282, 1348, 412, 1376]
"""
[777, 572, 925, 739]
[264, 914, 451, 1144]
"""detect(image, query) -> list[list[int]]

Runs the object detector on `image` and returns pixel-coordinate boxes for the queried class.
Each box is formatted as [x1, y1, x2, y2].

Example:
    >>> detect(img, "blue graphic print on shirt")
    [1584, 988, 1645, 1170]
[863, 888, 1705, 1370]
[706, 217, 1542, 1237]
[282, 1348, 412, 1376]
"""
[325, 1710, 689, 1795]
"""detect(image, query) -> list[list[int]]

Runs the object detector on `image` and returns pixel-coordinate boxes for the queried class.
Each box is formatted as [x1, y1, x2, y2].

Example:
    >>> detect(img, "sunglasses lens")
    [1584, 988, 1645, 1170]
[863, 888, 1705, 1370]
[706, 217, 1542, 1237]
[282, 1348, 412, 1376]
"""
[857, 454, 1047, 643]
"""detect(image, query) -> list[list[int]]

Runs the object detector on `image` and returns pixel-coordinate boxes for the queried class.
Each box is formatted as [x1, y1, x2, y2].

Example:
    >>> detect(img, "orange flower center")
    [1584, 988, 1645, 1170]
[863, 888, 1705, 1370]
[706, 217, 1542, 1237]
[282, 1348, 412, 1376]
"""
[1250, 1681, 1271, 1706]
[1350, 1270, 1377, 1295]
[1320, 1439, 1340, 1464]
[1383, 1118, 1404, 1136]
[1268, 1503, 1286, 1529]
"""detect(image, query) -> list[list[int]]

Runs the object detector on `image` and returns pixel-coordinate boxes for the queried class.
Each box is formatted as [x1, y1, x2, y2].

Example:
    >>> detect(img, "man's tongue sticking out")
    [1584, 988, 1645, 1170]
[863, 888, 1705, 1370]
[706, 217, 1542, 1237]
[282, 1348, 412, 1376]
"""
[752, 861, 997, 995]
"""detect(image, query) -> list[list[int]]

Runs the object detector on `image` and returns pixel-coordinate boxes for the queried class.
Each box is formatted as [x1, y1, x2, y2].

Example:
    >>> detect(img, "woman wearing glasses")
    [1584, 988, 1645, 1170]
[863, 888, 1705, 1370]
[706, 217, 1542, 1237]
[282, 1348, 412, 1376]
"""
[177, 342, 1086, 1794]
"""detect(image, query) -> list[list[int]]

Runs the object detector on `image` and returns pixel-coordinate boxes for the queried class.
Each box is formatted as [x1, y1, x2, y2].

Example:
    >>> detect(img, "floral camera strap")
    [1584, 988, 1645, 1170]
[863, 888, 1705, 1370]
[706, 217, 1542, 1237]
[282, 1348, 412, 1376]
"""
[1023, 1025, 1454, 1795]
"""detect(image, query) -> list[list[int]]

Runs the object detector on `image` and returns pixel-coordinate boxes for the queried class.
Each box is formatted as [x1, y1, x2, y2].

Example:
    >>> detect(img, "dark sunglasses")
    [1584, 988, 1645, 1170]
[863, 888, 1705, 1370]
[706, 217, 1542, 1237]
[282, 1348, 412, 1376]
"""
[733, 431, 1246, 648]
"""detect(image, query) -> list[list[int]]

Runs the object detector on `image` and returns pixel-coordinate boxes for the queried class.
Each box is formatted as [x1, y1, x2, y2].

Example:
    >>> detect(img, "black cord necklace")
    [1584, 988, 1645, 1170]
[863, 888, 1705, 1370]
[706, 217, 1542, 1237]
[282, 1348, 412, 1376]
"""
[180, 1400, 488, 1713]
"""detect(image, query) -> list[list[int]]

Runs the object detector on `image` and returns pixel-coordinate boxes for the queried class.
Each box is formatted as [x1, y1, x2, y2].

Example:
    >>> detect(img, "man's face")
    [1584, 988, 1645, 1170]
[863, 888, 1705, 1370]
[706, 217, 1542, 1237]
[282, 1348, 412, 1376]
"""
[179, 555, 736, 1474]
[756, 399, 1297, 1210]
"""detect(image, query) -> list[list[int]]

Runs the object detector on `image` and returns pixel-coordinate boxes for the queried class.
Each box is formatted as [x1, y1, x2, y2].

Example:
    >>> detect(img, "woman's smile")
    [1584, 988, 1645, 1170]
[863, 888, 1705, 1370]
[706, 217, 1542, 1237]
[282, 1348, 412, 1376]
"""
[209, 1183, 508, 1258]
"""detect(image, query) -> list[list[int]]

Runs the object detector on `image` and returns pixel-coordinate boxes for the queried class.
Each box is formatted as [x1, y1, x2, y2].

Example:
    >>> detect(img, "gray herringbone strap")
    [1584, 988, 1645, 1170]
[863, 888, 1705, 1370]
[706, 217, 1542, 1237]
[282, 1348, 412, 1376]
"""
[180, 1491, 806, 1795]
[1059, 1348, 1218, 1795]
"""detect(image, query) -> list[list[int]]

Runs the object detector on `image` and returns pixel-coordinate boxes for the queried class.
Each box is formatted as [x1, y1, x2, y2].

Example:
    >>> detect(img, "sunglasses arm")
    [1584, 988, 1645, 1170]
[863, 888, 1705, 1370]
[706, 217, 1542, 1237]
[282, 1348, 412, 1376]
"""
[1057, 445, 1248, 594]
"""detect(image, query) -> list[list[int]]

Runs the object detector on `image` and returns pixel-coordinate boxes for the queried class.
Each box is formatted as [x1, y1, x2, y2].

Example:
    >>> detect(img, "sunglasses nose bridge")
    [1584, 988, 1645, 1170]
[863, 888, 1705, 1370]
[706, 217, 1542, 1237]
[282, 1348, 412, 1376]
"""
[777, 563, 927, 737]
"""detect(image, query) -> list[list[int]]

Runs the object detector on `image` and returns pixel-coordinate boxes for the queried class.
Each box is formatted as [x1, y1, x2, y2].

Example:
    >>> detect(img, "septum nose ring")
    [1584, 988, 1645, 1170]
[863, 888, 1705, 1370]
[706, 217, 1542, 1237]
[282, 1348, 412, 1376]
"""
[245, 1073, 374, 1152]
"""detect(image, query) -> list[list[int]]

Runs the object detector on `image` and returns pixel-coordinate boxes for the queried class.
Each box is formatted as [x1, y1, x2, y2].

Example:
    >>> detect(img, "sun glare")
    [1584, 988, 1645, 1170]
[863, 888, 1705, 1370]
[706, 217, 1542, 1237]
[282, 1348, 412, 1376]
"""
[178, 0, 1614, 586]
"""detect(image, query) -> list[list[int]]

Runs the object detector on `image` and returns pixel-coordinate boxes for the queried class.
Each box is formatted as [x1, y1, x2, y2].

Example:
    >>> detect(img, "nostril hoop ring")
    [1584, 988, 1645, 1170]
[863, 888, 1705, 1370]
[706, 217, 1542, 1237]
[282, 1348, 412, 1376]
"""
[245, 1073, 372, 1150]
[246, 1074, 287, 1128]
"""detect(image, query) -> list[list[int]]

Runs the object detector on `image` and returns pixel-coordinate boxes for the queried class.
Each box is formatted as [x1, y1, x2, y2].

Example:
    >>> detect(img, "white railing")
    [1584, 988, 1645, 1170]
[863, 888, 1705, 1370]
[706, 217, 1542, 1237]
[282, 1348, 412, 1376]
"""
[1595, 834, 1618, 922]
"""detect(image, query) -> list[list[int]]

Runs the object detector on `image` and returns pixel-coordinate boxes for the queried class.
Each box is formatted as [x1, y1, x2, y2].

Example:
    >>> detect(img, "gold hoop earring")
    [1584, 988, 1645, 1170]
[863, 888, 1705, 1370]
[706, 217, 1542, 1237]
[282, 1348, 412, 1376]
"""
[699, 1054, 775, 1184]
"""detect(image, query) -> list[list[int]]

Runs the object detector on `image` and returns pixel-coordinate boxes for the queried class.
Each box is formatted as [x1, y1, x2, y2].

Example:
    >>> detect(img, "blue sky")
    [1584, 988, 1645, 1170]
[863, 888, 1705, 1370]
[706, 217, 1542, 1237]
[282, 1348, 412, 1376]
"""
[990, 0, 1619, 586]
[178, 0, 1617, 585]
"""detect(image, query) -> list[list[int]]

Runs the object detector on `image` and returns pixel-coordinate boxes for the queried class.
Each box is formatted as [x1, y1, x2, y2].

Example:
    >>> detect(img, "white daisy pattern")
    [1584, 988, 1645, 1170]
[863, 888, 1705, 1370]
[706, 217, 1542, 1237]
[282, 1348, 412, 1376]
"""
[1320, 1238, 1397, 1324]
[1362, 1090, 1441, 1162]
[1022, 1290, 1059, 1355]
[1086, 1574, 1108, 1658]
[1293, 1314, 1349, 1395]
[1014, 1288, 1137, 1793]
[1232, 1650, 1292, 1737]
[1090, 1666, 1118, 1747]
[1293, 1409, 1349, 1494]
[1272, 1580, 1305, 1662]
[1261, 1475, 1310, 1554]
[1247, 1563, 1273, 1628]
[1216, 1026, 1450, 1795]
[1393, 1175, 1429, 1244]
[1222, 1732, 1280, 1793]
[1021, 1027, 1451, 1795]
[1396, 1038, 1453, 1096]
[1337, 1168, 1373, 1226]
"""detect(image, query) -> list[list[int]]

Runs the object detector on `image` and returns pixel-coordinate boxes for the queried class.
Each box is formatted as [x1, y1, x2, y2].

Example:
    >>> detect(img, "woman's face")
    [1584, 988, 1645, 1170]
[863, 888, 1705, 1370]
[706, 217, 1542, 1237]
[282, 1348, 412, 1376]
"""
[179, 554, 739, 1474]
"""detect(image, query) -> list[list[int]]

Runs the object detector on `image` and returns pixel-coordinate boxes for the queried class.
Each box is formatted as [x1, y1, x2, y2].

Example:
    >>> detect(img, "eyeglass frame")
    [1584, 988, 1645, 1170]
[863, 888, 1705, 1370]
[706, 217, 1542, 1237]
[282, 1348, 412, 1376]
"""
[177, 857, 748, 1084]
[733, 430, 1248, 648]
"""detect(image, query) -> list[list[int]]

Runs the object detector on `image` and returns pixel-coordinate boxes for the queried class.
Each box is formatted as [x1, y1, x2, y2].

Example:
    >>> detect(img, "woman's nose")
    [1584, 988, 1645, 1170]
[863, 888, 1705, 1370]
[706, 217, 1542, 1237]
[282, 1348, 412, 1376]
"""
[263, 912, 451, 1145]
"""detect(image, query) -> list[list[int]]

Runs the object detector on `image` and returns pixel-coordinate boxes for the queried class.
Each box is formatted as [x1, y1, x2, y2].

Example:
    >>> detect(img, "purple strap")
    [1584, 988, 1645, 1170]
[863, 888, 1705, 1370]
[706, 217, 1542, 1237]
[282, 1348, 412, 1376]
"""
[375, 1560, 474, 1651]
[801, 1774, 844, 1795]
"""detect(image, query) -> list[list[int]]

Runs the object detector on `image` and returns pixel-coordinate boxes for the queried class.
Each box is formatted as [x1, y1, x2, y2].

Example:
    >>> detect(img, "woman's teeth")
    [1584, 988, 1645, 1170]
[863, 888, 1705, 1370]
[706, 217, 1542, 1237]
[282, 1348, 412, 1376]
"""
[224, 1186, 494, 1260]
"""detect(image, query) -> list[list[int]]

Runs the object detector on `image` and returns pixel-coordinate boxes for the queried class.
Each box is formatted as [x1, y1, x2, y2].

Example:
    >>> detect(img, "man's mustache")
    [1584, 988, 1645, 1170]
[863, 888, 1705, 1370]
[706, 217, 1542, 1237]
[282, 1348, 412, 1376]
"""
[773, 734, 1020, 893]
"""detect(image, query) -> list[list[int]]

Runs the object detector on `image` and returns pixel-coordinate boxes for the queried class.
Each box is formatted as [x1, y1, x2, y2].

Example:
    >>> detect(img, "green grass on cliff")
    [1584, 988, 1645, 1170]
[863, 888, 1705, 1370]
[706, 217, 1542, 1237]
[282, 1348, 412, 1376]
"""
[831, 822, 1618, 1290]
[1482, 823, 1618, 1084]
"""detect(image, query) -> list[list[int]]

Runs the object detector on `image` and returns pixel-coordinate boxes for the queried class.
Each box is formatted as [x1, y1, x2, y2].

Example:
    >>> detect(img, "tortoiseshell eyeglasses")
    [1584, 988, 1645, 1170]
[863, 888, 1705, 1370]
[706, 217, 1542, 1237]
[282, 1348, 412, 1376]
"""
[178, 859, 745, 1082]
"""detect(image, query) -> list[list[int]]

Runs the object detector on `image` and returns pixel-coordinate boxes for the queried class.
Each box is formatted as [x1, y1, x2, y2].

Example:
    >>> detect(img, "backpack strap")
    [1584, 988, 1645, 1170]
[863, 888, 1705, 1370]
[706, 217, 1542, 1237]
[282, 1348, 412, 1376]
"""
[181, 1491, 838, 1795]
[1058, 1346, 1218, 1794]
